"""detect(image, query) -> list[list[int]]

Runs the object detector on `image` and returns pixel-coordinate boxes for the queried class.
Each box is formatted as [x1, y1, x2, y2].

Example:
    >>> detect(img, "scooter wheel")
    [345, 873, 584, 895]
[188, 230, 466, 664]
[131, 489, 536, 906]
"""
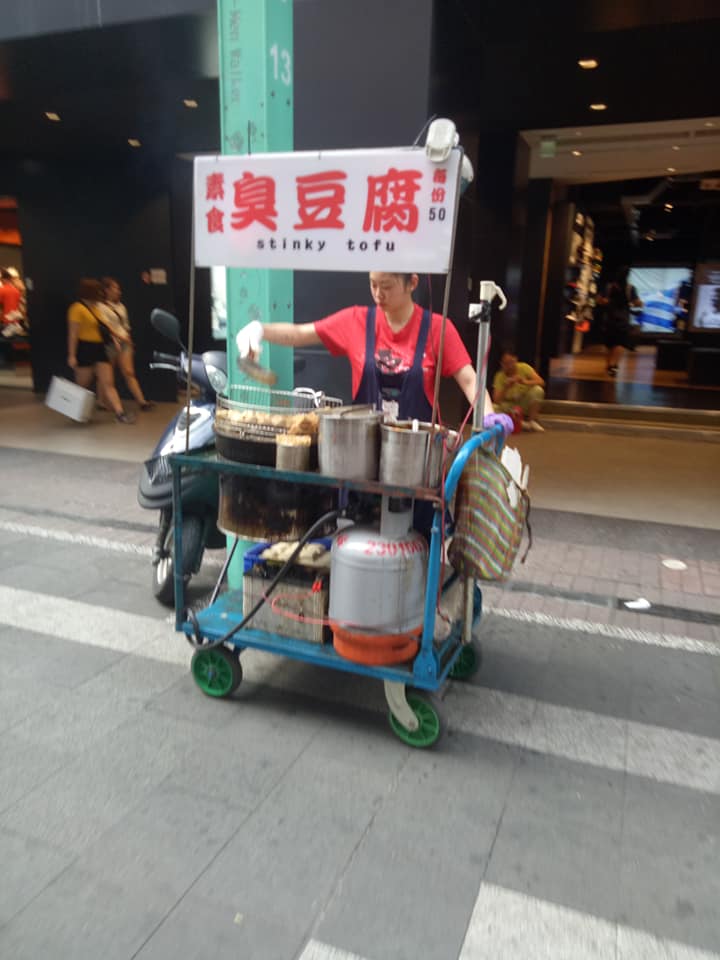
[153, 513, 204, 606]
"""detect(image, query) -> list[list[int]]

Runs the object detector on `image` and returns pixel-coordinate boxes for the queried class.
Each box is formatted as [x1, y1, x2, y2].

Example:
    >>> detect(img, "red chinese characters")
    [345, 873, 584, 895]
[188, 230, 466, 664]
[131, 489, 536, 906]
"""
[201, 160, 445, 241]
[206, 207, 224, 234]
[294, 170, 347, 230]
[231, 172, 278, 231]
[362, 168, 422, 233]
[206, 173, 225, 201]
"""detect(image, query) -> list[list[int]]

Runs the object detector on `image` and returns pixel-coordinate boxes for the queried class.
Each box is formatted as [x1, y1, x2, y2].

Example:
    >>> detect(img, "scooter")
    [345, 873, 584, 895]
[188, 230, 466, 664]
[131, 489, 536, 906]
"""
[138, 308, 228, 605]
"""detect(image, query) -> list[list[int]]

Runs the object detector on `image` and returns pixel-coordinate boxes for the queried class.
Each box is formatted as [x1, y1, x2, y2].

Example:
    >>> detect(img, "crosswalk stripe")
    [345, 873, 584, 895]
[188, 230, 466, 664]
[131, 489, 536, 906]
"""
[0, 518, 152, 556]
[0, 584, 184, 662]
[3, 516, 717, 658]
[459, 882, 720, 959]
[1, 584, 719, 795]
[298, 941, 372, 960]
[449, 684, 720, 795]
[484, 605, 720, 658]
[0, 518, 223, 564]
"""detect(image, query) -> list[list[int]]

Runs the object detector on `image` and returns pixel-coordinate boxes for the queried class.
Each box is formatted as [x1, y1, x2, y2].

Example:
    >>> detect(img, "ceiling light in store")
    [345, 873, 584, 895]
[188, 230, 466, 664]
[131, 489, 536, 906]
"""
[578, 59, 598, 70]
[664, 203, 673, 211]
[571, 150, 583, 157]
[704, 121, 715, 127]
[45, 112, 61, 122]
[575, 130, 583, 136]
[128, 138, 142, 148]
[671, 145, 681, 151]
[589, 103, 607, 111]
[183, 99, 199, 109]
[667, 166, 676, 173]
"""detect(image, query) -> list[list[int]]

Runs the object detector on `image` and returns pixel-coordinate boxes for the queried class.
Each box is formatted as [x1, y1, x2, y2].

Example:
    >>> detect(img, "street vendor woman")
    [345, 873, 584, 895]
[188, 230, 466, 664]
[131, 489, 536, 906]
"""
[236, 271, 492, 420]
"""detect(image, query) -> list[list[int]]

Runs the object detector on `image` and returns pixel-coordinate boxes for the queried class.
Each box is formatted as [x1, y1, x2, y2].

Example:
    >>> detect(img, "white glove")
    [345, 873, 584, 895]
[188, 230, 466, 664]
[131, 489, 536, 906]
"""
[236, 320, 264, 358]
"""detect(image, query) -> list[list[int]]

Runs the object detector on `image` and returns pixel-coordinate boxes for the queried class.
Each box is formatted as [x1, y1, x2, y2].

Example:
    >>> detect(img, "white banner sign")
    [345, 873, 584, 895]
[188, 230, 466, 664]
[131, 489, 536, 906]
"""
[194, 148, 460, 273]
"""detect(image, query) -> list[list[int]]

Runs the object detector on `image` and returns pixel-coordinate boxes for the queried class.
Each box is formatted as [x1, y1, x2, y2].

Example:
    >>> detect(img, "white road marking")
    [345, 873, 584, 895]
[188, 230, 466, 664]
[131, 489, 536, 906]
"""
[1, 586, 719, 795]
[0, 519, 716, 656]
[449, 684, 720, 794]
[0, 519, 152, 556]
[0, 585, 182, 660]
[298, 941, 372, 960]
[459, 883, 720, 959]
[0, 518, 224, 565]
[484, 606, 720, 658]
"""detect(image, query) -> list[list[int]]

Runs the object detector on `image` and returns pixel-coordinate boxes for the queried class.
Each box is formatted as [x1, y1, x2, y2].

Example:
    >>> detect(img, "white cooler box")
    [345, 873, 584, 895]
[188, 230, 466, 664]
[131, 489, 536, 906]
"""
[45, 376, 95, 422]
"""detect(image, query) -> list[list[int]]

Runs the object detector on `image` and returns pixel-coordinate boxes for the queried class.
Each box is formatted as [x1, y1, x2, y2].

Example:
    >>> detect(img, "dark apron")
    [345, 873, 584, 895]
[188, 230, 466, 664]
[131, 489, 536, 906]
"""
[354, 305, 433, 421]
[354, 306, 436, 537]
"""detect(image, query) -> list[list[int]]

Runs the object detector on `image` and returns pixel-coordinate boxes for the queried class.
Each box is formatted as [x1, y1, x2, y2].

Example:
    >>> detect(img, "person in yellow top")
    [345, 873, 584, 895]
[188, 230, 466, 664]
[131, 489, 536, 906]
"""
[67, 278, 133, 423]
[492, 344, 545, 432]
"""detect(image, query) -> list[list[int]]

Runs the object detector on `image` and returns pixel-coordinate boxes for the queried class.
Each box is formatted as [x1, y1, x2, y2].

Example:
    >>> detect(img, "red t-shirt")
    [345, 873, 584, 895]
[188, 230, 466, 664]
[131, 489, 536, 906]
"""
[315, 304, 471, 407]
[0, 282, 21, 321]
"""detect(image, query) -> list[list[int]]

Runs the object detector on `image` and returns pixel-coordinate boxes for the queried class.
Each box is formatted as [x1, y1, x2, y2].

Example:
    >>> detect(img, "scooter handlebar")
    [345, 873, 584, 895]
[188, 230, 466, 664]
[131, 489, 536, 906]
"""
[152, 351, 179, 364]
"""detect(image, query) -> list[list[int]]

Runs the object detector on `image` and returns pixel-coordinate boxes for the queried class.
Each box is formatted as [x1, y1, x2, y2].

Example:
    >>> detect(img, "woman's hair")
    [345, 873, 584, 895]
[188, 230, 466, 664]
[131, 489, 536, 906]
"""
[77, 278, 104, 301]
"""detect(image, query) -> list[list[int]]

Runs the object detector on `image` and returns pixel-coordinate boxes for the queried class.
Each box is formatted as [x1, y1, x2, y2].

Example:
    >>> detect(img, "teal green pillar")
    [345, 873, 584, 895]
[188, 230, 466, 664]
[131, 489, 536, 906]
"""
[217, 0, 294, 587]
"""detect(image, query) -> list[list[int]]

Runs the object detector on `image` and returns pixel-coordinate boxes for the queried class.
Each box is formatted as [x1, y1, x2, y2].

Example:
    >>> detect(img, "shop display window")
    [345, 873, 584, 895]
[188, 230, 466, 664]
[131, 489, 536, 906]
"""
[628, 266, 693, 333]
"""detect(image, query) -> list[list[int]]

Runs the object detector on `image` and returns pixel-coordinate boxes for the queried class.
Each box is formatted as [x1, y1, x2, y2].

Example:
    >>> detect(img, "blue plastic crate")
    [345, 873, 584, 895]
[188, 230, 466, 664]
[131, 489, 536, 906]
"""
[243, 538, 332, 574]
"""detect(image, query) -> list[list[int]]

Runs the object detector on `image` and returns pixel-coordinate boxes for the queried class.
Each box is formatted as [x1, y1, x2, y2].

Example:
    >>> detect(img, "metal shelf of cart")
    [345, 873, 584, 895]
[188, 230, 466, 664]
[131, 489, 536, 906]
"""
[169, 423, 504, 696]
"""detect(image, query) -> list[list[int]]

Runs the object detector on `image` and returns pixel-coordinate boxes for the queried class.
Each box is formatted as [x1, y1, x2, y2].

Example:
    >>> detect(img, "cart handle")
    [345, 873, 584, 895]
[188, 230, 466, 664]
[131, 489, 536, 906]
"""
[443, 424, 505, 503]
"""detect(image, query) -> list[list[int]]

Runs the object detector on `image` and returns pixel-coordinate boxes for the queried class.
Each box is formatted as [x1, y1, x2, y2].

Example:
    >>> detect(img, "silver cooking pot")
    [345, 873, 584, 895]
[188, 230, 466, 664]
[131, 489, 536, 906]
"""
[379, 421, 458, 488]
[318, 405, 382, 480]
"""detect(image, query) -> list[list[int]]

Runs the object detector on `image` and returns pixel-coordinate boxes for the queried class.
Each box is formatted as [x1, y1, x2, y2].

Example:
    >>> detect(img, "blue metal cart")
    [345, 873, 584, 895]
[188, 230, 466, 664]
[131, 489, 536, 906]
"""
[170, 421, 505, 748]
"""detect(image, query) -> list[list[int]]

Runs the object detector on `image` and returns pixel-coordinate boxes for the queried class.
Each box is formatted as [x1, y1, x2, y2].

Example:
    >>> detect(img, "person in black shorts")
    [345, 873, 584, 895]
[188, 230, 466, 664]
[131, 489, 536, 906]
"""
[600, 267, 643, 377]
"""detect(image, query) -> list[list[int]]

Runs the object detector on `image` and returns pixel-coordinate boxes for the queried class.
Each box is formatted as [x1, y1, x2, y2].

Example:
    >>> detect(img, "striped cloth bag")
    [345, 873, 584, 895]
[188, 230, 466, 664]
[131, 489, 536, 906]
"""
[448, 446, 531, 581]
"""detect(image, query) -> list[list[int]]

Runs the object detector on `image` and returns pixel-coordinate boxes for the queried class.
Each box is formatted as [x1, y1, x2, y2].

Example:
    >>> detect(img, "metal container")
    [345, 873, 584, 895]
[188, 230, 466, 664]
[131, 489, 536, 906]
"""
[218, 475, 335, 540]
[318, 406, 381, 480]
[379, 421, 458, 488]
[275, 434, 311, 472]
[214, 386, 342, 464]
[328, 525, 427, 634]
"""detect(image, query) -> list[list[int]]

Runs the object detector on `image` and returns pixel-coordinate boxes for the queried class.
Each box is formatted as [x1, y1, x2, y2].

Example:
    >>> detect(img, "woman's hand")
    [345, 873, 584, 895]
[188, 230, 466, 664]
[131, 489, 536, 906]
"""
[68, 355, 77, 369]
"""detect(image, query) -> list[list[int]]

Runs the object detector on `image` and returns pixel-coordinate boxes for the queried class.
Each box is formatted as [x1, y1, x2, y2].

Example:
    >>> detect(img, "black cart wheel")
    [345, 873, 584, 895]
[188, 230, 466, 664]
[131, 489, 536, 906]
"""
[191, 646, 242, 698]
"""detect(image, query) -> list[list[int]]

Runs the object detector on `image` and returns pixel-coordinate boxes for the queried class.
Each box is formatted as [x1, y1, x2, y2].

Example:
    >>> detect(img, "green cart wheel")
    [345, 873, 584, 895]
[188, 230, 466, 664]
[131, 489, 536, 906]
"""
[191, 646, 242, 698]
[450, 641, 481, 681]
[388, 693, 445, 748]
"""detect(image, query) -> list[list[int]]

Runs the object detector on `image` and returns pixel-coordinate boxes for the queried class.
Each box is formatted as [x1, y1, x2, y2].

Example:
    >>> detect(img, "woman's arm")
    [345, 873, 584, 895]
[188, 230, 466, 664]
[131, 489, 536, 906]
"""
[98, 311, 130, 343]
[521, 368, 545, 388]
[68, 320, 79, 368]
[454, 364, 493, 412]
[261, 321, 322, 348]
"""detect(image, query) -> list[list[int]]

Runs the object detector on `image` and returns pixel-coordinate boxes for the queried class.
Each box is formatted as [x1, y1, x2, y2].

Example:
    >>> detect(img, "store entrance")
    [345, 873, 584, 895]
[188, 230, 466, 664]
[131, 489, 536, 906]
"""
[521, 118, 720, 414]
[0, 196, 30, 390]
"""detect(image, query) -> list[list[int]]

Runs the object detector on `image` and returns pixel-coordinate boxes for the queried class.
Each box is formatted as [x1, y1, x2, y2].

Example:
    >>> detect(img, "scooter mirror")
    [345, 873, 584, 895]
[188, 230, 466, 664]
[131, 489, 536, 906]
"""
[151, 309, 183, 346]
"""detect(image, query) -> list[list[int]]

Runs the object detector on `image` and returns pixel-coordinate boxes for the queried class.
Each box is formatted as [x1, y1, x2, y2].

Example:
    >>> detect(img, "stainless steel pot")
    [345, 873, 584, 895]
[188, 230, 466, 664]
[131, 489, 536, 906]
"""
[318, 406, 382, 480]
[379, 421, 458, 487]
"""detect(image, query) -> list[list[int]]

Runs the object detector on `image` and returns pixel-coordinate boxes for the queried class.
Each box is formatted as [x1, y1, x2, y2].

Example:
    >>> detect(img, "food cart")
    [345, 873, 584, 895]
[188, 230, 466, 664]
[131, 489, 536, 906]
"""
[169, 129, 514, 747]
